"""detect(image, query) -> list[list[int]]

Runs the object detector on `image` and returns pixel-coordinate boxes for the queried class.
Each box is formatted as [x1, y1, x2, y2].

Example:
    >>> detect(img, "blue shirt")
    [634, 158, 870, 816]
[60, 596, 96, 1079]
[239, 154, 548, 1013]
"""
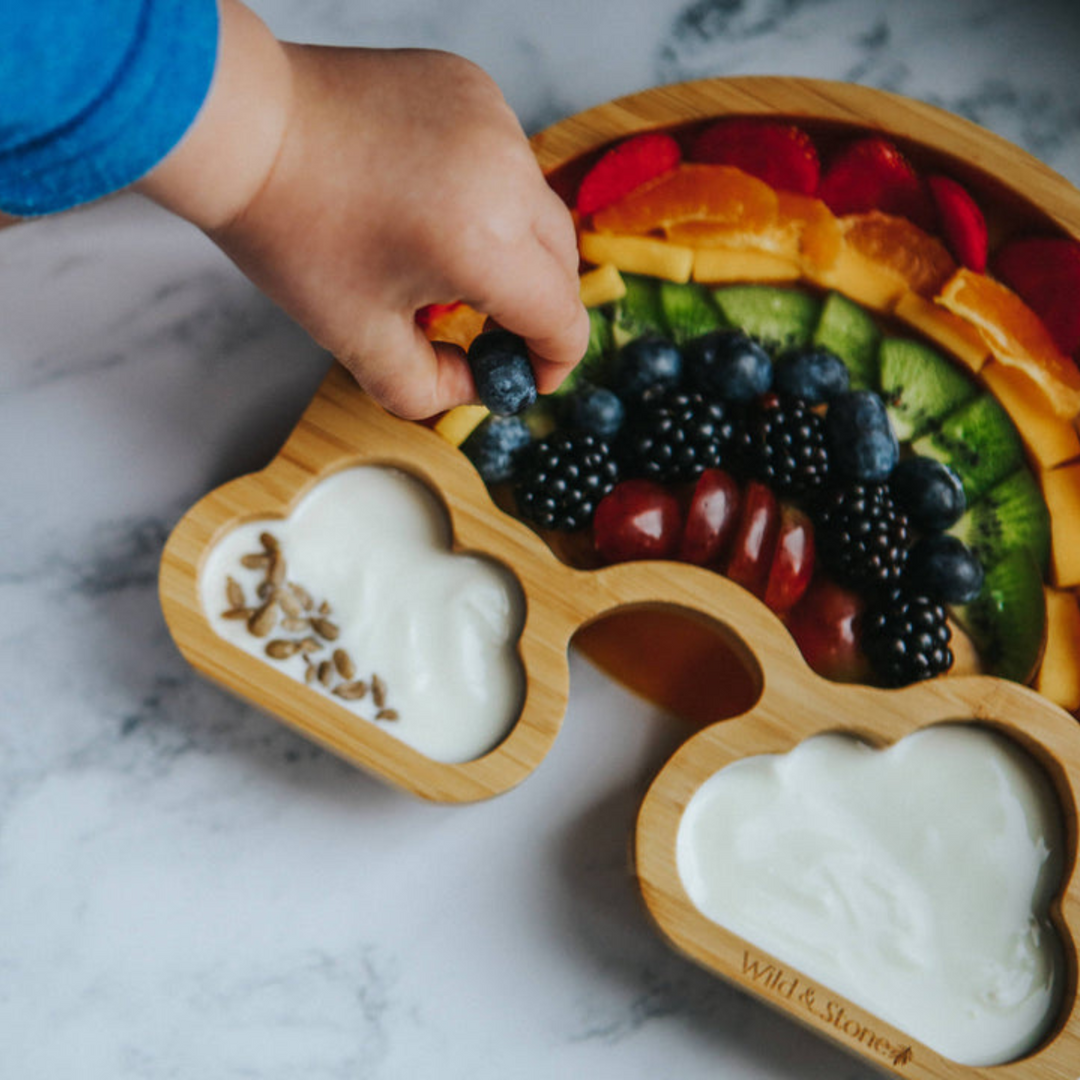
[0, 0, 219, 215]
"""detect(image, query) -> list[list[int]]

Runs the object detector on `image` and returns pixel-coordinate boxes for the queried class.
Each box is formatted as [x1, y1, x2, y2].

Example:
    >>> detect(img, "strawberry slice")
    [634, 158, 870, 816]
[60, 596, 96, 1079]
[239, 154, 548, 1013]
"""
[993, 236, 1080, 356]
[927, 174, 988, 272]
[688, 118, 819, 194]
[818, 136, 934, 228]
[575, 132, 682, 216]
[415, 301, 462, 330]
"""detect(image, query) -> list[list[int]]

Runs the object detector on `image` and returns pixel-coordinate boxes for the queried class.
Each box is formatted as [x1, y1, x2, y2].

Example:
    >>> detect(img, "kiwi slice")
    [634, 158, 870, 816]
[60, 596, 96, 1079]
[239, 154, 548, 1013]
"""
[584, 304, 613, 362]
[954, 549, 1047, 684]
[711, 285, 820, 349]
[612, 273, 667, 345]
[911, 393, 1025, 502]
[658, 280, 727, 343]
[949, 468, 1051, 578]
[878, 337, 979, 441]
[812, 291, 881, 391]
[551, 306, 614, 398]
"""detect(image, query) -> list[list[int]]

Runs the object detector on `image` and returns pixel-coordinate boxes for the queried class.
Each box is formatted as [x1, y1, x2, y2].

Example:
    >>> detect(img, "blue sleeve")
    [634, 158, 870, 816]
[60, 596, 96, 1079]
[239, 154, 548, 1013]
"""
[0, 0, 219, 216]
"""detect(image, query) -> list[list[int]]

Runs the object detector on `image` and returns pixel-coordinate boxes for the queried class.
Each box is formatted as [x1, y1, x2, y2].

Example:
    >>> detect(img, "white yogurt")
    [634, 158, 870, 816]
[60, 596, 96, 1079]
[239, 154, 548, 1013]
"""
[200, 466, 526, 764]
[676, 725, 1064, 1066]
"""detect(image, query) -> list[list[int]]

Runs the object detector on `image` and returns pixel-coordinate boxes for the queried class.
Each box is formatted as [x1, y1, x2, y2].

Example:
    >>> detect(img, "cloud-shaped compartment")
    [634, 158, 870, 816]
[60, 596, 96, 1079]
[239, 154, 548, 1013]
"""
[200, 465, 525, 764]
[676, 725, 1065, 1066]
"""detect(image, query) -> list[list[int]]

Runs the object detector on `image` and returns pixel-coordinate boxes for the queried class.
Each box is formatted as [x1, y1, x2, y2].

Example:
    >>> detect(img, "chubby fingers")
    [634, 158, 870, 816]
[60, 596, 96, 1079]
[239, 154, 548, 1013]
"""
[471, 185, 589, 395]
[339, 313, 477, 420]
[344, 177, 588, 418]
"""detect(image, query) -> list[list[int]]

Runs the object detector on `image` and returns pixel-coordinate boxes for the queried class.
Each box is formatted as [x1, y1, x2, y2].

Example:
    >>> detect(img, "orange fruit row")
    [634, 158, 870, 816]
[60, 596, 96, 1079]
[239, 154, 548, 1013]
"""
[581, 161, 1080, 420]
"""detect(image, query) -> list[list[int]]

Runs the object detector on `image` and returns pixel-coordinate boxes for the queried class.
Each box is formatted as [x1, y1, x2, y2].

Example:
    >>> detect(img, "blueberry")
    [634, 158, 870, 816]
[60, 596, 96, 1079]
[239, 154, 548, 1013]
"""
[889, 457, 967, 532]
[773, 346, 850, 405]
[564, 385, 626, 440]
[685, 330, 772, 402]
[461, 415, 533, 483]
[612, 335, 683, 398]
[825, 390, 899, 481]
[467, 330, 537, 416]
[905, 533, 985, 605]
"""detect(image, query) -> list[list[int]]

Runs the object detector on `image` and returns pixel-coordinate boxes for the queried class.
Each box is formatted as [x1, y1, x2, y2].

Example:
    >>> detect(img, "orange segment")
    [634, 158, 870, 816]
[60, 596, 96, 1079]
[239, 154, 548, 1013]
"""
[839, 212, 956, 297]
[421, 302, 486, 351]
[778, 192, 843, 271]
[776, 190, 831, 222]
[591, 163, 778, 236]
[937, 268, 1080, 419]
[664, 191, 841, 274]
[664, 218, 799, 259]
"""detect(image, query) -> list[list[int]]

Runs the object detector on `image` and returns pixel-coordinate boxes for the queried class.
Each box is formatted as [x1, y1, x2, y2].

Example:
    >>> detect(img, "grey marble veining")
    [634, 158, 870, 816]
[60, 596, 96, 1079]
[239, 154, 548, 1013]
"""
[3, 1, 1079, 1077]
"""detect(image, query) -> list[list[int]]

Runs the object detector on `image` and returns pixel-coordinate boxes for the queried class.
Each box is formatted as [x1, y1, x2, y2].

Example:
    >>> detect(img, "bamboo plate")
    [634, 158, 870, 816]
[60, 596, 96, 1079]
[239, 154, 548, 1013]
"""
[159, 77, 1080, 1078]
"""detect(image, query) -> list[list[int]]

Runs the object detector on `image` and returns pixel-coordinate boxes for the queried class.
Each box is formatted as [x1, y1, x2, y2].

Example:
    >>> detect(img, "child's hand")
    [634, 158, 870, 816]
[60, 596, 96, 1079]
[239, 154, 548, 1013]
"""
[137, 1, 588, 419]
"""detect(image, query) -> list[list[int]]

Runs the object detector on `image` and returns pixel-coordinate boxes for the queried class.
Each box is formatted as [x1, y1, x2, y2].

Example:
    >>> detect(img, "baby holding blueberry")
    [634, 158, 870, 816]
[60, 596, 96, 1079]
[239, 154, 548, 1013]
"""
[0, 0, 589, 420]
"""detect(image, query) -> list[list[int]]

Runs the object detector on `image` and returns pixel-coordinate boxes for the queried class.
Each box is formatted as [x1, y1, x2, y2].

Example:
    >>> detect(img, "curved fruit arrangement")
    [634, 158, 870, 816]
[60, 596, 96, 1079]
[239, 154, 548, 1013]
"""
[423, 117, 1080, 712]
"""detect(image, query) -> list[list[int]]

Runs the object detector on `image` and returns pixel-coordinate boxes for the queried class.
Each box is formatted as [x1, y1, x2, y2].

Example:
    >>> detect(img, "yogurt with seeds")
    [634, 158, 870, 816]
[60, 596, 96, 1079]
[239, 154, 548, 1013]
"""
[200, 466, 526, 764]
[676, 725, 1065, 1066]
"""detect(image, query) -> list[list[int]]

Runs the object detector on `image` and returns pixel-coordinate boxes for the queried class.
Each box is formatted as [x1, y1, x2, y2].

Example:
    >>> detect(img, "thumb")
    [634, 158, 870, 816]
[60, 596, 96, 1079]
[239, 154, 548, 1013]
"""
[338, 313, 478, 420]
[470, 190, 590, 394]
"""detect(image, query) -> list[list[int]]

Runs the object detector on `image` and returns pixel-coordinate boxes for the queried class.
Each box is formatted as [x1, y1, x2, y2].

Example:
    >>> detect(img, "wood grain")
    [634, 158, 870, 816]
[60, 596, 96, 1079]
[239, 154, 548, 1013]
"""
[159, 75, 1080, 1076]
[532, 75, 1080, 1078]
[635, 668, 1080, 1080]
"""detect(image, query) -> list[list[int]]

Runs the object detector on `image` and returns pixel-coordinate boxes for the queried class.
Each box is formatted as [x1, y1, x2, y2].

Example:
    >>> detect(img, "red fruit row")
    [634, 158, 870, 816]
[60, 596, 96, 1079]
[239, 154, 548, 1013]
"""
[994, 237, 1080, 357]
[572, 121, 984, 262]
[575, 131, 682, 216]
[690, 118, 820, 197]
[573, 121, 1080, 356]
[592, 471, 874, 681]
[592, 469, 816, 617]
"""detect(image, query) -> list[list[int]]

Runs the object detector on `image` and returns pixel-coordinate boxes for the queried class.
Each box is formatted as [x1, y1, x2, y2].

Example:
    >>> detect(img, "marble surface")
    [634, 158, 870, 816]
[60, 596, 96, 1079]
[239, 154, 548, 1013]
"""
[4, 1, 1080, 1077]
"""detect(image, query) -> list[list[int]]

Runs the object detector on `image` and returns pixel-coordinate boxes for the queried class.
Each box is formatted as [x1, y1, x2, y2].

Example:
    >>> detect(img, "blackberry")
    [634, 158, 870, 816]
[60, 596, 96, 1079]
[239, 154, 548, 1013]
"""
[863, 587, 953, 686]
[621, 387, 734, 483]
[814, 481, 911, 591]
[734, 393, 829, 498]
[514, 430, 619, 532]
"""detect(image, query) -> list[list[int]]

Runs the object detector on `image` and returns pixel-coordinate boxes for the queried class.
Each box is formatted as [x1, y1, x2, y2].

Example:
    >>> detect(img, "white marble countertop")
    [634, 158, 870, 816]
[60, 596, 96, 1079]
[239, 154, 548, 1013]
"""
[4, 2, 1080, 1077]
